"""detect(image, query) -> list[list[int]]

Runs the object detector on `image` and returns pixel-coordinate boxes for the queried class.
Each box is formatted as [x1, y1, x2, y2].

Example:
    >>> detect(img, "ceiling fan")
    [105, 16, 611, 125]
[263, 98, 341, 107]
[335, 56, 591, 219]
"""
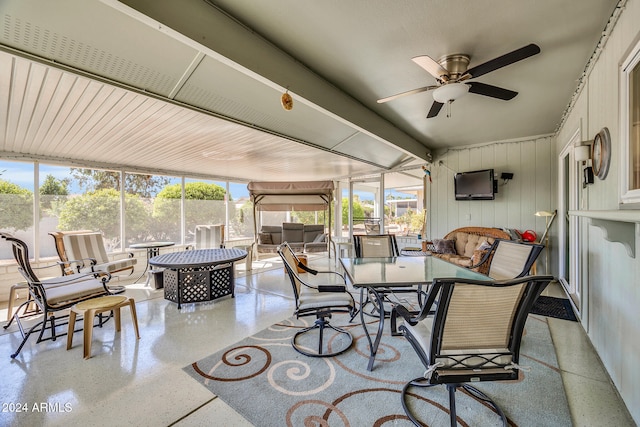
[377, 44, 540, 118]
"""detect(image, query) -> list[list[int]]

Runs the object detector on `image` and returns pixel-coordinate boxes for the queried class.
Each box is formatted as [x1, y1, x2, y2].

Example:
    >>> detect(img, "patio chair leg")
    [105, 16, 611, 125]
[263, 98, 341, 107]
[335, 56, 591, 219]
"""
[10, 318, 46, 359]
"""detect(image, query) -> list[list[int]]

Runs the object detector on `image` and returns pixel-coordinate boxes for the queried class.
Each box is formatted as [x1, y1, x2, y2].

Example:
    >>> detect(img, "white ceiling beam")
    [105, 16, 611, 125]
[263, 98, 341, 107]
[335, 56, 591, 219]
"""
[115, 0, 431, 161]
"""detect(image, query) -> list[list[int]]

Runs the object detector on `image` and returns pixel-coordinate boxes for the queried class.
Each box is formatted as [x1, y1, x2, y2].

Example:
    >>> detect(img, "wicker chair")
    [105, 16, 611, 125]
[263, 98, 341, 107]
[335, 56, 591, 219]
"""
[432, 226, 511, 274]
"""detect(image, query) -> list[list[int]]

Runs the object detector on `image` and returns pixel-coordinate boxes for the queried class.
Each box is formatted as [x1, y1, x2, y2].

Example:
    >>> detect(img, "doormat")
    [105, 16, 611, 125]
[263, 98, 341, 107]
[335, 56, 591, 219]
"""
[531, 296, 577, 321]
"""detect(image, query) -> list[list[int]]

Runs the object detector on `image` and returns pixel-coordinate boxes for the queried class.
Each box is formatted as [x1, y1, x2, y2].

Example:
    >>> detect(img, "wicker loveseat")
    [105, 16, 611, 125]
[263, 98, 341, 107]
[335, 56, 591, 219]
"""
[256, 223, 328, 258]
[431, 226, 511, 274]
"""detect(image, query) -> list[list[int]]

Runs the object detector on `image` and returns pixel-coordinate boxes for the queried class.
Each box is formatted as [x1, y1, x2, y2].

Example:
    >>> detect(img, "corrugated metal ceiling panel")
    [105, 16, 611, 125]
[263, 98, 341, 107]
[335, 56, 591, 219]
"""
[0, 51, 378, 182]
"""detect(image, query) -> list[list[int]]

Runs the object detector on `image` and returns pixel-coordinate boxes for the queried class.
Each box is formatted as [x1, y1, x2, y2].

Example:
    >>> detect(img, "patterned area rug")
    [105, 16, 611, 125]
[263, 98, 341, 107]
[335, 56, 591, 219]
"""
[531, 296, 578, 321]
[184, 314, 571, 426]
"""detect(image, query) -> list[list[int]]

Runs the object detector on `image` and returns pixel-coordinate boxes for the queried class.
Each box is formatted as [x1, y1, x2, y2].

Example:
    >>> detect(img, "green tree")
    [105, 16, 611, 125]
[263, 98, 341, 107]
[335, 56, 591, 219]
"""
[154, 182, 229, 235]
[58, 188, 148, 245]
[292, 210, 327, 225]
[342, 197, 364, 225]
[40, 174, 69, 214]
[70, 169, 171, 198]
[0, 180, 33, 231]
[229, 200, 254, 237]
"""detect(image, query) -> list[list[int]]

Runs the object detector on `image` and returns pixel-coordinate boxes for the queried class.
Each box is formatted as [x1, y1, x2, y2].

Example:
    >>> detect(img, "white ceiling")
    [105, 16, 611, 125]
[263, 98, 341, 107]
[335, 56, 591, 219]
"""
[0, 0, 620, 188]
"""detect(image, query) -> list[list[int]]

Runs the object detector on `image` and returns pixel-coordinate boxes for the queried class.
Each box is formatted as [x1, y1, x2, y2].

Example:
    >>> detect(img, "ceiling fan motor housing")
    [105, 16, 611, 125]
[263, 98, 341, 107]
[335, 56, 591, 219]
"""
[437, 54, 470, 82]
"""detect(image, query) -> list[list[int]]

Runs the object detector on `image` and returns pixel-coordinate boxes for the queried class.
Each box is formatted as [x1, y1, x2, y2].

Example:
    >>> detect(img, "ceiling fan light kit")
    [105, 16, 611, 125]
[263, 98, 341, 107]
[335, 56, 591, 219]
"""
[432, 83, 469, 103]
[378, 43, 541, 118]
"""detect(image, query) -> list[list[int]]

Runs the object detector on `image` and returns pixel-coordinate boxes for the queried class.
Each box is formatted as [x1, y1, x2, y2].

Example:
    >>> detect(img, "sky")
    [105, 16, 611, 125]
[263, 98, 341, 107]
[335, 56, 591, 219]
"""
[1, 160, 414, 201]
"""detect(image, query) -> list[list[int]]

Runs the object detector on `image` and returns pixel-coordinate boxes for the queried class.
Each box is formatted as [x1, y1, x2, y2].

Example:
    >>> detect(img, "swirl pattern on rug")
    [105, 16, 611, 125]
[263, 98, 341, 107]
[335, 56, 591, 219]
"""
[185, 314, 571, 426]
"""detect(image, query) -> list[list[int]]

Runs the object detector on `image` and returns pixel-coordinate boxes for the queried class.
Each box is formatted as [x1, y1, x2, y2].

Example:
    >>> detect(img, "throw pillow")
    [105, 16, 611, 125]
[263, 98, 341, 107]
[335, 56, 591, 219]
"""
[433, 239, 456, 255]
[258, 232, 273, 245]
[476, 240, 493, 251]
[312, 233, 325, 243]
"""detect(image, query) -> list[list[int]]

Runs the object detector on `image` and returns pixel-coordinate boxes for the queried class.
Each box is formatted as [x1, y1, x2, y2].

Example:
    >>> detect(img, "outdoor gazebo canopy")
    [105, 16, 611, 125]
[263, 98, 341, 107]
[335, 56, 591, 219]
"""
[248, 181, 334, 212]
[247, 181, 335, 247]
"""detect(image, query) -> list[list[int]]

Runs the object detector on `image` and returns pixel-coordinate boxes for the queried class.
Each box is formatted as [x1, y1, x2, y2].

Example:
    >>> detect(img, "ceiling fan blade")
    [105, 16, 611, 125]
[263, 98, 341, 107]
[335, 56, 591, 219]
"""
[377, 85, 439, 103]
[426, 101, 444, 118]
[412, 55, 449, 80]
[465, 43, 540, 79]
[466, 82, 518, 100]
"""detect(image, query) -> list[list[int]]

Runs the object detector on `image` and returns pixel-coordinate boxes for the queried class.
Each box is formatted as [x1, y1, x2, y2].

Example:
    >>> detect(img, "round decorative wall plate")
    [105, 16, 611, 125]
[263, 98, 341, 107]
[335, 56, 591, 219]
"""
[281, 92, 293, 111]
[591, 127, 611, 180]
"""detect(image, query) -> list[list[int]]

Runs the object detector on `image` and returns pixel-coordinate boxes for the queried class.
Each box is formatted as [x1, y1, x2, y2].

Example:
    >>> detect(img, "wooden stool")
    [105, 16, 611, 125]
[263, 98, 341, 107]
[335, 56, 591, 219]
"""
[295, 254, 308, 273]
[7, 281, 29, 321]
[67, 295, 140, 359]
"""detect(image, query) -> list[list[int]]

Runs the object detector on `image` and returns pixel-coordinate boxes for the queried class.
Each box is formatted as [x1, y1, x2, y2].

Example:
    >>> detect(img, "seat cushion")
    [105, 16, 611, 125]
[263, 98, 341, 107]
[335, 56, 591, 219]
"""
[258, 232, 273, 244]
[433, 253, 472, 267]
[298, 287, 353, 311]
[41, 278, 108, 307]
[451, 233, 495, 258]
[304, 242, 327, 253]
[282, 222, 304, 243]
[260, 226, 282, 245]
[78, 258, 136, 274]
[63, 232, 110, 264]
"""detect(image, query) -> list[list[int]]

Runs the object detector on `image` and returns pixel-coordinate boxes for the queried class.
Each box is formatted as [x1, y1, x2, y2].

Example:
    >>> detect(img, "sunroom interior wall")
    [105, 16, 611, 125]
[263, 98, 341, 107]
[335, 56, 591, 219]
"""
[555, 0, 640, 422]
[429, 136, 556, 273]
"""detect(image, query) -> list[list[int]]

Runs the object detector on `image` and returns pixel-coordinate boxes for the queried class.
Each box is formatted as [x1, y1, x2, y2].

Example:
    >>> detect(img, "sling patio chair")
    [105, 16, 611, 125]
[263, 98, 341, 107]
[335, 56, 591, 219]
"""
[1, 233, 113, 358]
[470, 239, 544, 280]
[194, 224, 225, 249]
[353, 234, 425, 326]
[50, 230, 136, 293]
[278, 242, 355, 357]
[394, 275, 553, 426]
[49, 230, 137, 276]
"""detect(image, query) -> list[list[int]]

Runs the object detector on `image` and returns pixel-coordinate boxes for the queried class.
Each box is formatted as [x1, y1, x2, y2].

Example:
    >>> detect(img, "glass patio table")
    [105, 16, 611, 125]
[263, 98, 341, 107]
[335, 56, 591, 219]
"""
[339, 255, 489, 371]
[129, 241, 175, 285]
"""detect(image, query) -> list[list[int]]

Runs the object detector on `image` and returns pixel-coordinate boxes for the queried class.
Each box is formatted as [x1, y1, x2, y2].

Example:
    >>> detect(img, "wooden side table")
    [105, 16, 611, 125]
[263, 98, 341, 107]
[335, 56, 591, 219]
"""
[67, 295, 140, 359]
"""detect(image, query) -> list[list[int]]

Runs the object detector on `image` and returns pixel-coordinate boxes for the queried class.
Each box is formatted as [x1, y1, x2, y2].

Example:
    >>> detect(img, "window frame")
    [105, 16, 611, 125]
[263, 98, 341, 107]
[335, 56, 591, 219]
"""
[620, 38, 640, 205]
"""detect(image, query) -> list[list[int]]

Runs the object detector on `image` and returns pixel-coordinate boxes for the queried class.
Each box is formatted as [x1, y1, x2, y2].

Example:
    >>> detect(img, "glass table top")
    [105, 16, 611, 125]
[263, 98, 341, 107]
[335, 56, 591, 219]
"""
[339, 256, 489, 288]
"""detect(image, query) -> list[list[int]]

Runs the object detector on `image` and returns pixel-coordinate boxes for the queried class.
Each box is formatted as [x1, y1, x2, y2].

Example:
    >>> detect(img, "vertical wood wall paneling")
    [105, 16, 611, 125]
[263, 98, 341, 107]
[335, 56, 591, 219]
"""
[553, 0, 640, 422]
[430, 136, 553, 241]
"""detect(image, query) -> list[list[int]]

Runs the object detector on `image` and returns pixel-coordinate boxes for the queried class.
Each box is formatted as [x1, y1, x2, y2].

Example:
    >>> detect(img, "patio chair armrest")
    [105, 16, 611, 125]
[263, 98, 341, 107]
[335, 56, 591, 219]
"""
[468, 250, 491, 269]
[391, 304, 421, 326]
[112, 252, 135, 260]
[34, 270, 112, 287]
[297, 261, 318, 275]
[317, 285, 347, 293]
[391, 281, 440, 328]
[29, 263, 66, 272]
[64, 257, 97, 273]
[297, 262, 347, 283]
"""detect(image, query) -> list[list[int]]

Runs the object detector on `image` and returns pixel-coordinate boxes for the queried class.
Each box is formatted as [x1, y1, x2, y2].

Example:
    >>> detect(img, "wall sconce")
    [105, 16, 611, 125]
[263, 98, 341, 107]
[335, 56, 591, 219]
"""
[575, 145, 591, 162]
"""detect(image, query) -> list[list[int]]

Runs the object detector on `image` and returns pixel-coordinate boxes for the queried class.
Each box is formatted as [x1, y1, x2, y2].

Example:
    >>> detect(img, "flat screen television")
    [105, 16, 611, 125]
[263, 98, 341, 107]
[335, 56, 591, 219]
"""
[454, 169, 496, 200]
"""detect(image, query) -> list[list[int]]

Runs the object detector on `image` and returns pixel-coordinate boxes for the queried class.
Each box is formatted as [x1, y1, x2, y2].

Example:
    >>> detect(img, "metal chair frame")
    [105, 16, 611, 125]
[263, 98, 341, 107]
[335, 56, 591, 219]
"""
[394, 275, 553, 426]
[278, 242, 355, 357]
[1, 233, 112, 358]
[470, 238, 544, 279]
[353, 234, 425, 327]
